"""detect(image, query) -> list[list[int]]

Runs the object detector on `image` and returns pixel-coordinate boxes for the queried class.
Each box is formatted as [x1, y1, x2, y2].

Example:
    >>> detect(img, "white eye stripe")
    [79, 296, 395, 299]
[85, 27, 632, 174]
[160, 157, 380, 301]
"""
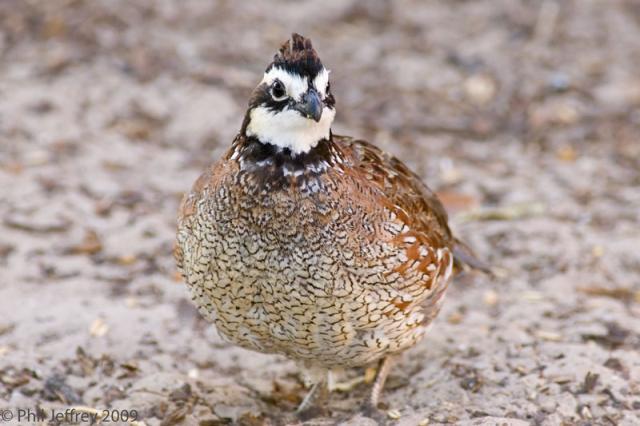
[261, 67, 331, 101]
[313, 68, 330, 98]
[261, 67, 308, 101]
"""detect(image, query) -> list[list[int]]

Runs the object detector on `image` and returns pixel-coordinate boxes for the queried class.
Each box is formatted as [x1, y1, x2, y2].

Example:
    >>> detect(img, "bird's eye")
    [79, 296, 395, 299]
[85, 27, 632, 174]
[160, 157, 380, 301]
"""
[270, 80, 287, 101]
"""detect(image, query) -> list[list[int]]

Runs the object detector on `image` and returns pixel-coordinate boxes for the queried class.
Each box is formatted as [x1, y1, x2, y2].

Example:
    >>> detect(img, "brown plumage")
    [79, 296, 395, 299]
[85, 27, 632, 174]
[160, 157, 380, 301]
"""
[175, 33, 481, 414]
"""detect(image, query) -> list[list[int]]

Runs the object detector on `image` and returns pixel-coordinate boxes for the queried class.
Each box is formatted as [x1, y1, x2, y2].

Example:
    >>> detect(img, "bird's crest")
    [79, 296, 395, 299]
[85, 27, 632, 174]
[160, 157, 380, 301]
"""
[267, 33, 324, 77]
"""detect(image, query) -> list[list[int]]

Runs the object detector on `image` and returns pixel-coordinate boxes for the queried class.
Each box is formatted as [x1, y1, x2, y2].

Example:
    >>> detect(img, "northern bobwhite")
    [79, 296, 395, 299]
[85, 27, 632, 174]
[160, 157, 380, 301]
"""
[176, 33, 481, 414]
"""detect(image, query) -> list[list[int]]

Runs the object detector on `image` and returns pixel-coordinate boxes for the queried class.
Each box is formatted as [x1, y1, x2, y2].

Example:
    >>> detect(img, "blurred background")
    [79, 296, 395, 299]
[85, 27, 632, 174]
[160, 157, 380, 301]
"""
[0, 1, 639, 425]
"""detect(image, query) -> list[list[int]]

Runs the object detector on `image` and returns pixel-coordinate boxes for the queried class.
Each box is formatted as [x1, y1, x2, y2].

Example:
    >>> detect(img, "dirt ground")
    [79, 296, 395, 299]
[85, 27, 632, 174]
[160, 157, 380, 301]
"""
[1, 1, 639, 425]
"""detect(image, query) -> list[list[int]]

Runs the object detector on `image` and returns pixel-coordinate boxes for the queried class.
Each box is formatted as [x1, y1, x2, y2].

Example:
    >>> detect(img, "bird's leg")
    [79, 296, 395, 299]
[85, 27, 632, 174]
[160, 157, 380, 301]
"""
[296, 379, 328, 414]
[363, 356, 395, 412]
[326, 367, 376, 393]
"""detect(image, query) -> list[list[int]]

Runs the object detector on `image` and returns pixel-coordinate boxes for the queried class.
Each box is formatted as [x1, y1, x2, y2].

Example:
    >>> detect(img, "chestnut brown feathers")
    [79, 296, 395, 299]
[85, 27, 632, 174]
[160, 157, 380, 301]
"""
[175, 33, 479, 414]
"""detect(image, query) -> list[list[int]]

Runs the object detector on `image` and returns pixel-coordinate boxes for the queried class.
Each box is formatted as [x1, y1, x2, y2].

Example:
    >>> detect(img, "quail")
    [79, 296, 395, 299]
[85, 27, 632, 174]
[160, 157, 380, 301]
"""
[175, 33, 482, 414]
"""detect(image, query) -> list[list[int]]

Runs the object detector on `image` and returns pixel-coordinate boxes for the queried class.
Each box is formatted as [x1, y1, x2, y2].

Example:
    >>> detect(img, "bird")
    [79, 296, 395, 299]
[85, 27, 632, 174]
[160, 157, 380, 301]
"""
[175, 33, 483, 415]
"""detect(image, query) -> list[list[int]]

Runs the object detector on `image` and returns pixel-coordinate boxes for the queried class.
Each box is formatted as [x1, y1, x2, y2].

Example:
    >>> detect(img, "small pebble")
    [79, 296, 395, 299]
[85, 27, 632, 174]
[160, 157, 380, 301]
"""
[464, 74, 496, 105]
[89, 318, 109, 337]
[387, 409, 401, 420]
[483, 290, 499, 306]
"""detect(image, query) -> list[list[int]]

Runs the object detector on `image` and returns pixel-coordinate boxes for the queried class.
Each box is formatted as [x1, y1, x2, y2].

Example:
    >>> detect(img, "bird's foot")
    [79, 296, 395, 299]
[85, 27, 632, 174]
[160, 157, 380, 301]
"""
[360, 402, 389, 425]
[295, 380, 328, 419]
[358, 356, 395, 424]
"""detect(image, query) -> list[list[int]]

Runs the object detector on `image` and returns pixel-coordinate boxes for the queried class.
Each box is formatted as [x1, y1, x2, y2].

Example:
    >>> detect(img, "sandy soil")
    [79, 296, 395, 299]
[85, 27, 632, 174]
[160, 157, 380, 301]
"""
[1, 1, 639, 425]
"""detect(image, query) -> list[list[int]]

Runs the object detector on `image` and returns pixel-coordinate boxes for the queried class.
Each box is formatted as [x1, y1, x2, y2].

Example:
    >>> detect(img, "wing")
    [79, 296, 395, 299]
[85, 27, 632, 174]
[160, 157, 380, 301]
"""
[331, 135, 458, 329]
[334, 135, 485, 275]
[335, 135, 454, 247]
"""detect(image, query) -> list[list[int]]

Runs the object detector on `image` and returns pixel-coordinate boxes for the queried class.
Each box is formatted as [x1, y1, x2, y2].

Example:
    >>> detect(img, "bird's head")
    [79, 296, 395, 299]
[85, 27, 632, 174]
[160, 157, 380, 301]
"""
[241, 33, 335, 155]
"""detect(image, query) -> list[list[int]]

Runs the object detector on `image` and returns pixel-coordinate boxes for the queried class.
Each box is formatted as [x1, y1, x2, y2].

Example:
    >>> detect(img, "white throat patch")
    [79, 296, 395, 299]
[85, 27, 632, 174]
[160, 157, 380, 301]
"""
[246, 105, 335, 155]
[245, 67, 335, 155]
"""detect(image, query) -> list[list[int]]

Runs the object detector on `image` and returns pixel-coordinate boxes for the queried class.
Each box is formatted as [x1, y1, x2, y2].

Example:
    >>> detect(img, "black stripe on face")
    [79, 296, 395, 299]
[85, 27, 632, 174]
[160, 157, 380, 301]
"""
[239, 67, 337, 136]
[323, 91, 335, 109]
[247, 78, 335, 115]
[248, 82, 288, 113]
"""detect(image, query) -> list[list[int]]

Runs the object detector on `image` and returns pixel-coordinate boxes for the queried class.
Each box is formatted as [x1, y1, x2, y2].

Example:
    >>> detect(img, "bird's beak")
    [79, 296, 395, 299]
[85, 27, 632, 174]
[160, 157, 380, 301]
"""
[295, 89, 323, 122]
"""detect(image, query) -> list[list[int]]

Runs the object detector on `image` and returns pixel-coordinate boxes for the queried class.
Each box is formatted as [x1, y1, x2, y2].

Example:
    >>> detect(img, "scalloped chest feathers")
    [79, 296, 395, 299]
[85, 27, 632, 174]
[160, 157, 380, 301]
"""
[176, 140, 453, 368]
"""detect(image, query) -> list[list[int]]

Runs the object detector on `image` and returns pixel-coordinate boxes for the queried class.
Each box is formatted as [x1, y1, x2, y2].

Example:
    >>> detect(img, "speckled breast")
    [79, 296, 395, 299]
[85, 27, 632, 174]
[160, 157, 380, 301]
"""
[176, 165, 452, 368]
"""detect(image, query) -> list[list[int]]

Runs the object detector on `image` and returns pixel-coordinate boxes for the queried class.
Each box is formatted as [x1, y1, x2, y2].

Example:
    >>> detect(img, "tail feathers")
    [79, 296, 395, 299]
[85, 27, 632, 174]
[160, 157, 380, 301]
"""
[452, 237, 492, 275]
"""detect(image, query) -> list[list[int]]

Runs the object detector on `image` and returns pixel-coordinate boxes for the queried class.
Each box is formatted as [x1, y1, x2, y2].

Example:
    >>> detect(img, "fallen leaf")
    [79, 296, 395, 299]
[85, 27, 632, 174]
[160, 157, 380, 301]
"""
[65, 229, 103, 255]
[536, 330, 563, 342]
[578, 286, 638, 304]
[556, 145, 577, 162]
